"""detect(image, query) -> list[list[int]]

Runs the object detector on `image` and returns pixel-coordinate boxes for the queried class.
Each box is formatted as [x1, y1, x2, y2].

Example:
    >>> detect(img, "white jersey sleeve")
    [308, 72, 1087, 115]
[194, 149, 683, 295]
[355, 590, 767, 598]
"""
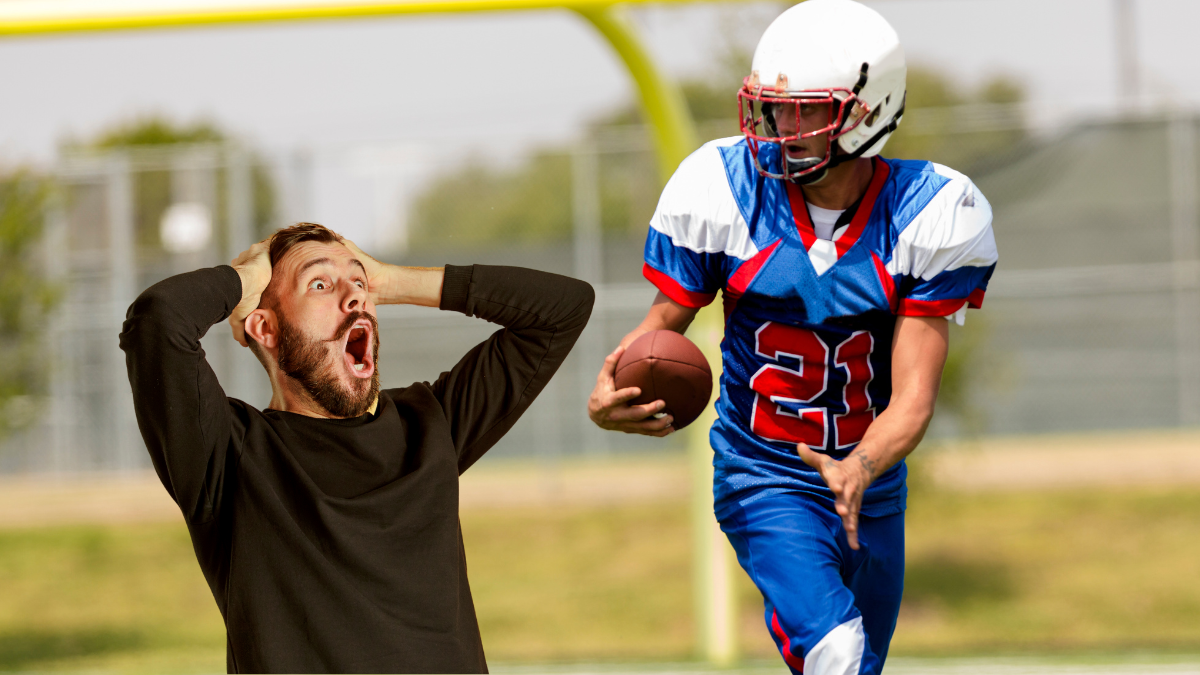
[643, 137, 758, 307]
[886, 164, 999, 325]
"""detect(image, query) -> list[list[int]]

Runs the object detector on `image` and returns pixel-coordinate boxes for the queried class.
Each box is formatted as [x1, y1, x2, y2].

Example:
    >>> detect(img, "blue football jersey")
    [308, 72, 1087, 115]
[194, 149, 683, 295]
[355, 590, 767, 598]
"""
[643, 137, 998, 518]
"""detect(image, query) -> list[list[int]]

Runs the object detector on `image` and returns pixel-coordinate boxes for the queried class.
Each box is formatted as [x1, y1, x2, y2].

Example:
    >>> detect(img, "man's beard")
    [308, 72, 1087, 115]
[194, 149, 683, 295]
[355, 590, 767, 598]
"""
[276, 310, 380, 418]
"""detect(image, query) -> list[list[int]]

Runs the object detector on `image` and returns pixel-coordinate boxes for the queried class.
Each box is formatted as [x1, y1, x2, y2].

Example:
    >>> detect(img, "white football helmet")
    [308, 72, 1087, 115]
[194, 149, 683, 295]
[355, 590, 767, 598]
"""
[738, 0, 907, 183]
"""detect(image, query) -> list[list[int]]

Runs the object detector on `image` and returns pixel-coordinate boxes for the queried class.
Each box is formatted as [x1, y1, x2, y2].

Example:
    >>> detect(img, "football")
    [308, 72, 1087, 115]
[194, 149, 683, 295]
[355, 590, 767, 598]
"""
[614, 330, 713, 430]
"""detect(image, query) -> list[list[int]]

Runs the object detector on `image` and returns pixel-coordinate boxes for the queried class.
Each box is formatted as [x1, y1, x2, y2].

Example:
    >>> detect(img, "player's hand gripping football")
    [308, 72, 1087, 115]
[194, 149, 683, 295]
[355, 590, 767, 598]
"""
[587, 346, 675, 437]
[229, 238, 273, 347]
[797, 444, 875, 550]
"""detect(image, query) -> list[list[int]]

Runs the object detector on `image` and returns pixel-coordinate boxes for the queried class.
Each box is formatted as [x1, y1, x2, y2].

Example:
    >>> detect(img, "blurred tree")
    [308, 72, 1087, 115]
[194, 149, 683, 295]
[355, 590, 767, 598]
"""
[76, 118, 277, 252]
[936, 318, 991, 438]
[0, 171, 61, 436]
[91, 118, 225, 147]
[885, 68, 1027, 173]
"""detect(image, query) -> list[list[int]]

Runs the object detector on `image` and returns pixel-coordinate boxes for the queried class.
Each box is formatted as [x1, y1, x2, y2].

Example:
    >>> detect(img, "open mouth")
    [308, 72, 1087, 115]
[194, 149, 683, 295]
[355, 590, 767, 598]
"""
[342, 320, 375, 379]
[783, 142, 813, 159]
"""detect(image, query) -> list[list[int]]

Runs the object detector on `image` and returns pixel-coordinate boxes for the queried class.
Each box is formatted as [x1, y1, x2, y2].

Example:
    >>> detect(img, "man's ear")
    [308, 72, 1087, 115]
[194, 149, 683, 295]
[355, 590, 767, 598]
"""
[244, 308, 279, 350]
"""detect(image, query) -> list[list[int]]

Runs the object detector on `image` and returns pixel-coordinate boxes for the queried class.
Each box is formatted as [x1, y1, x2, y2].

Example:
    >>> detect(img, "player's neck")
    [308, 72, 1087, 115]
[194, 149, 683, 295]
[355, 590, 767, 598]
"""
[800, 157, 874, 211]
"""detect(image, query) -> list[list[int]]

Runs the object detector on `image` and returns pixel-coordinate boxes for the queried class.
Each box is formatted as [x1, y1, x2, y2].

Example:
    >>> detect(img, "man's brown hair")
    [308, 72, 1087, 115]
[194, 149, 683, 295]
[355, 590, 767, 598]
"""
[268, 222, 343, 268]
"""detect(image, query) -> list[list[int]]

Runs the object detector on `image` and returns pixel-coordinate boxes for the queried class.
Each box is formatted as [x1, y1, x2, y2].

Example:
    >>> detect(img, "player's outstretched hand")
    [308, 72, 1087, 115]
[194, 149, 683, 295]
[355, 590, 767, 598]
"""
[797, 444, 873, 550]
[229, 238, 273, 347]
[588, 346, 674, 437]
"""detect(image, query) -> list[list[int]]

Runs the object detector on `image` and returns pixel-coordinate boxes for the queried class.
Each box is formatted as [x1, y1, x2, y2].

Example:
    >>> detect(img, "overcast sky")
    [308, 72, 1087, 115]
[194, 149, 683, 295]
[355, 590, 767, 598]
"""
[2, 0, 1198, 246]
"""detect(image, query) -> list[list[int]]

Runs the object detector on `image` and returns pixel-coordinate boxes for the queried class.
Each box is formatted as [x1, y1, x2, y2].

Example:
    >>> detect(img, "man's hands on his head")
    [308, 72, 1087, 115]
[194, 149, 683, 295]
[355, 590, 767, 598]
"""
[228, 234, 446, 348]
[341, 239, 388, 305]
[342, 239, 444, 308]
[230, 239, 272, 347]
[797, 444, 876, 550]
[587, 345, 674, 437]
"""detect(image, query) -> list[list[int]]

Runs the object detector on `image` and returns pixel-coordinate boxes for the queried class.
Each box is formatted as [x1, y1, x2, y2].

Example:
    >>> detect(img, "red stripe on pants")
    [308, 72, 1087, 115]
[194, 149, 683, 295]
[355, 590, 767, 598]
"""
[771, 610, 806, 672]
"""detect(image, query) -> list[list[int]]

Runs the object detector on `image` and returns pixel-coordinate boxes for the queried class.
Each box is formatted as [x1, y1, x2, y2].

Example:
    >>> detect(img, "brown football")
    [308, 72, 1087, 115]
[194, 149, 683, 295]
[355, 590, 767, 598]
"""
[614, 330, 713, 430]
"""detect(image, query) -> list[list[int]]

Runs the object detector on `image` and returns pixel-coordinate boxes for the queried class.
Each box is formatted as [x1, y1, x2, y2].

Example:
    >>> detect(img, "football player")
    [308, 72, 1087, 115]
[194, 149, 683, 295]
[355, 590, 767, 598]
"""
[587, 1, 998, 673]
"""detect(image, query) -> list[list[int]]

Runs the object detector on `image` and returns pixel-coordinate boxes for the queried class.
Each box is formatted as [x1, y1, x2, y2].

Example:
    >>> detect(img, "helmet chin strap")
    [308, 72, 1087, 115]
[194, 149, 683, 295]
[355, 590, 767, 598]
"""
[785, 136, 833, 185]
[786, 157, 830, 185]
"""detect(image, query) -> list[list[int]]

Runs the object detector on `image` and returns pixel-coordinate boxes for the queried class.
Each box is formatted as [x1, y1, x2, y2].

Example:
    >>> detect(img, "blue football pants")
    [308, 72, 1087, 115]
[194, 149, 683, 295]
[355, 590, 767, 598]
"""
[719, 492, 905, 675]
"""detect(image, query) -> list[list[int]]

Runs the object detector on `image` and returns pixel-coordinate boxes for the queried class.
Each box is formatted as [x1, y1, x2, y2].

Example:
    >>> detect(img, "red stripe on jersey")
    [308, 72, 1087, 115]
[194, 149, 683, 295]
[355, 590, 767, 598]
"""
[770, 610, 806, 672]
[870, 251, 897, 313]
[723, 240, 782, 323]
[898, 288, 988, 316]
[642, 263, 716, 309]
[897, 296, 968, 316]
[835, 157, 891, 258]
[967, 287, 986, 309]
[785, 182, 818, 251]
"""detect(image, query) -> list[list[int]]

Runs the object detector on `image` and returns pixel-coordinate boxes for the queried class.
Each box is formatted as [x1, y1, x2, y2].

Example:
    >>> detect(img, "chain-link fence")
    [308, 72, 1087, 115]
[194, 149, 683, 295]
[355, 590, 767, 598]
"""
[1, 108, 1197, 473]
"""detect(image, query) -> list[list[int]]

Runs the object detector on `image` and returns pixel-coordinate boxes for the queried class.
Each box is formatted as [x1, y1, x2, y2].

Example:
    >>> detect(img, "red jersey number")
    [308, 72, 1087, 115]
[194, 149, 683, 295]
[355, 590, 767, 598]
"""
[750, 323, 876, 449]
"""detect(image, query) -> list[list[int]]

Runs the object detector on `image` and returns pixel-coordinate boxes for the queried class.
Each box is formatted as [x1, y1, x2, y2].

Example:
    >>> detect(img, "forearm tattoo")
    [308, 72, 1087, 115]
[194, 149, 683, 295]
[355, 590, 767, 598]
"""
[855, 452, 878, 479]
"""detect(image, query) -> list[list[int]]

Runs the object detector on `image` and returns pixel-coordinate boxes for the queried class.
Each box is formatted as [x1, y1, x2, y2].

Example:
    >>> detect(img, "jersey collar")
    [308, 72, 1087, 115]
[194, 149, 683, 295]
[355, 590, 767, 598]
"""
[784, 157, 890, 261]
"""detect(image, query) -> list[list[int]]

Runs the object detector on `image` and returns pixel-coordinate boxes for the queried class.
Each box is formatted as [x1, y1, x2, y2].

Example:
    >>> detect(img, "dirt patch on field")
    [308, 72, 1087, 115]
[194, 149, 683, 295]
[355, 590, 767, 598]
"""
[0, 473, 182, 528]
[924, 429, 1200, 491]
[0, 429, 1196, 527]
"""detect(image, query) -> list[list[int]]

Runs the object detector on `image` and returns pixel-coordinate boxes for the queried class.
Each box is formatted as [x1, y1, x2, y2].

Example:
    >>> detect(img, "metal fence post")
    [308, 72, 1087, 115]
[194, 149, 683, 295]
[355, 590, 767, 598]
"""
[572, 143, 607, 455]
[107, 153, 139, 471]
[224, 146, 264, 404]
[43, 186, 70, 473]
[1168, 114, 1200, 426]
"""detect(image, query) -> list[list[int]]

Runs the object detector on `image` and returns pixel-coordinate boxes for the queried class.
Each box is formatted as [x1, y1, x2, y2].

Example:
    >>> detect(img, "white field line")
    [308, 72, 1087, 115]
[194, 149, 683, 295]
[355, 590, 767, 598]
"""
[490, 659, 1200, 675]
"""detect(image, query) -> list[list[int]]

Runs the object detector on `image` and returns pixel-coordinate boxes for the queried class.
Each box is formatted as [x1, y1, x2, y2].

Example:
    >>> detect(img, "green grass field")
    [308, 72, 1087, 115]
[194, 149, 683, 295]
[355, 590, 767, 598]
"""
[1, 482, 1199, 672]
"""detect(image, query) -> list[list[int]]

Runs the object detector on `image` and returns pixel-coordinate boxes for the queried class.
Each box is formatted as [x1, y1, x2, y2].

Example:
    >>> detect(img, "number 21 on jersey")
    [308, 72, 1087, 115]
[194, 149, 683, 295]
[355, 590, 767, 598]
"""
[749, 322, 876, 449]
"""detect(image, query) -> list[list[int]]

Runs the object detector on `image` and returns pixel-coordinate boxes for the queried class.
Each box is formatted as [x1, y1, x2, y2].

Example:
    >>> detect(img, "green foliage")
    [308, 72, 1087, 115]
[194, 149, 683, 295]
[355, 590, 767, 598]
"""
[0, 171, 61, 436]
[90, 119, 225, 149]
[79, 118, 277, 248]
[410, 154, 573, 245]
[885, 67, 1028, 173]
[936, 316, 1001, 438]
[408, 145, 663, 247]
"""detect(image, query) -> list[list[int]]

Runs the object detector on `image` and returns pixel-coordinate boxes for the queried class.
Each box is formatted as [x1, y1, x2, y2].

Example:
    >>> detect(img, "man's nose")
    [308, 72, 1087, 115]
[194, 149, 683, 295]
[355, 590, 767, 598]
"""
[341, 282, 367, 312]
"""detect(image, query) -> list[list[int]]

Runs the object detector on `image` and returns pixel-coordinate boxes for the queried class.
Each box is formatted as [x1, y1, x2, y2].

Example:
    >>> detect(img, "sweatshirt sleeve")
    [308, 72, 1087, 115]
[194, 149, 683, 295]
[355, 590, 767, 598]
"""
[432, 265, 594, 473]
[118, 265, 242, 525]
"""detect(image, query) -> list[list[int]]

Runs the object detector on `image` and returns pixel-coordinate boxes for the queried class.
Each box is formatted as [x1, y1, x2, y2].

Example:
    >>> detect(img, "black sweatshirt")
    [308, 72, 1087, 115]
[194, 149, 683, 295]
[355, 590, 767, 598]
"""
[119, 264, 594, 674]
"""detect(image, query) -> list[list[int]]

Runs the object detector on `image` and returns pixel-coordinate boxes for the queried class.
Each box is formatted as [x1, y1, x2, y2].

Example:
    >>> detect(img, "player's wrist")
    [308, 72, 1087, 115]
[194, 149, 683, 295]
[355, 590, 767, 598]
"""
[848, 449, 878, 485]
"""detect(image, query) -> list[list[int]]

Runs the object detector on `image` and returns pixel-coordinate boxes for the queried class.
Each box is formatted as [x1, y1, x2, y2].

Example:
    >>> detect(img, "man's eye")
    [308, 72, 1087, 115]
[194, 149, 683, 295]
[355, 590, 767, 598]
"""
[309, 280, 327, 291]
[355, 280, 365, 289]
